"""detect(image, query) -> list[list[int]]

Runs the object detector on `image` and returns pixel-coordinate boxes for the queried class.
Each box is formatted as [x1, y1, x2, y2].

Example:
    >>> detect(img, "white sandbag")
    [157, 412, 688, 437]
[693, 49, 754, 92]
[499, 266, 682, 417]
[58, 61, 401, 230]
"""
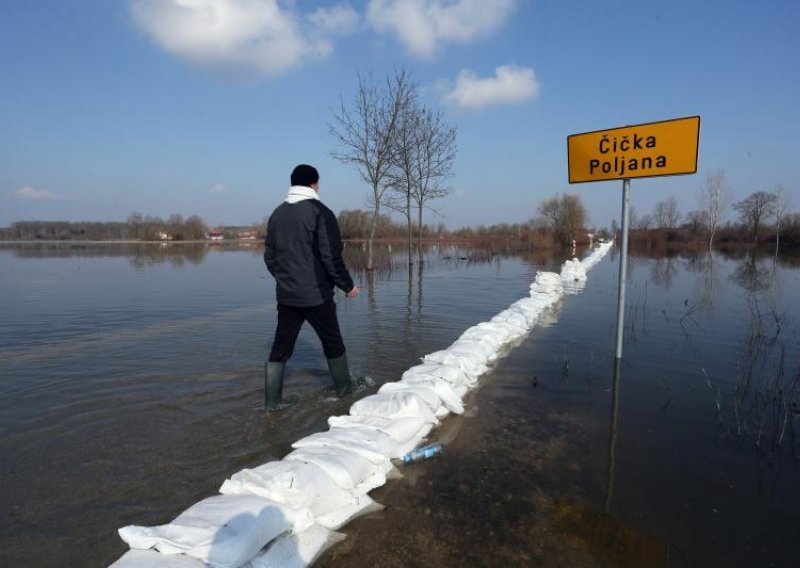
[379, 381, 463, 415]
[245, 524, 345, 568]
[349, 391, 438, 423]
[449, 338, 497, 362]
[315, 494, 384, 530]
[459, 325, 504, 350]
[110, 550, 207, 568]
[491, 309, 529, 332]
[377, 382, 444, 414]
[283, 447, 387, 493]
[292, 428, 398, 465]
[328, 414, 433, 441]
[464, 321, 518, 344]
[423, 349, 486, 380]
[402, 363, 468, 387]
[219, 460, 360, 519]
[508, 299, 542, 324]
[560, 258, 587, 282]
[118, 495, 301, 568]
[327, 415, 433, 458]
[530, 271, 563, 295]
[581, 241, 613, 270]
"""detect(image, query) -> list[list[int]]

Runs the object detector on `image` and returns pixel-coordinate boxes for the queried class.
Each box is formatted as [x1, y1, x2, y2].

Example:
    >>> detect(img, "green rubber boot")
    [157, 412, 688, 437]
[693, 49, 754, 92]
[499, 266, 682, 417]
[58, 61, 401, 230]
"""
[264, 361, 285, 411]
[327, 354, 353, 397]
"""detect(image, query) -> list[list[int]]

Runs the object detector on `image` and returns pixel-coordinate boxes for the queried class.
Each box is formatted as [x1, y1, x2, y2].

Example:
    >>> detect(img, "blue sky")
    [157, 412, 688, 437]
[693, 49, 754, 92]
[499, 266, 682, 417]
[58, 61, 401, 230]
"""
[1, 0, 798, 230]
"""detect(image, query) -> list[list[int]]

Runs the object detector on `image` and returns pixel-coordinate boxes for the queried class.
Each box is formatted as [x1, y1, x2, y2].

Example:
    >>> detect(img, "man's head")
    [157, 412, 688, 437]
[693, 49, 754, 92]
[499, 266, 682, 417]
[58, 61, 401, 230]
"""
[290, 164, 319, 189]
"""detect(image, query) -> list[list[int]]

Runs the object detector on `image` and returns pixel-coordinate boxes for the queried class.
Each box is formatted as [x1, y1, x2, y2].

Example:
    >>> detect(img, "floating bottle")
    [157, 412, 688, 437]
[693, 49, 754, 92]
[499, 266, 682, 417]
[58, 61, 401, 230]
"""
[402, 442, 443, 464]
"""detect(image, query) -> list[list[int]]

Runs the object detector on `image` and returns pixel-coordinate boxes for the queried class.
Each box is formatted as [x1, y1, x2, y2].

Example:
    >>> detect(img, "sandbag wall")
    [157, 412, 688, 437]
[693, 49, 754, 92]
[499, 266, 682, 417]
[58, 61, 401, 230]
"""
[112, 241, 613, 568]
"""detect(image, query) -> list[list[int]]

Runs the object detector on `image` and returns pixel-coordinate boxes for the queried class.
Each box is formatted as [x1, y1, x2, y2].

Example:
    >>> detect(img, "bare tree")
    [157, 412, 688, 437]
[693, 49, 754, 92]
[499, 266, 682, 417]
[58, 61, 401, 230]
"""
[410, 107, 457, 261]
[684, 210, 709, 235]
[537, 194, 588, 246]
[733, 191, 778, 243]
[635, 213, 654, 231]
[698, 169, 730, 247]
[384, 72, 420, 266]
[773, 185, 790, 255]
[386, 85, 457, 265]
[652, 197, 680, 229]
[330, 70, 412, 270]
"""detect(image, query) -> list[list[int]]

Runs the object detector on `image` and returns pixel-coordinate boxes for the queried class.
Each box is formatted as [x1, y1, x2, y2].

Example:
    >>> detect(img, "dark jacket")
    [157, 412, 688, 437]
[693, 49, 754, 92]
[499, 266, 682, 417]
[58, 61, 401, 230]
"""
[264, 198, 354, 307]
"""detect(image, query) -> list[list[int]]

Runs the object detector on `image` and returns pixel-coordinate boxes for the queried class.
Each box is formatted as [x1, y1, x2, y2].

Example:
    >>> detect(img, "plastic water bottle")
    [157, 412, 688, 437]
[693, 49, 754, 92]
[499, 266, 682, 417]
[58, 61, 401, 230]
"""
[402, 442, 443, 464]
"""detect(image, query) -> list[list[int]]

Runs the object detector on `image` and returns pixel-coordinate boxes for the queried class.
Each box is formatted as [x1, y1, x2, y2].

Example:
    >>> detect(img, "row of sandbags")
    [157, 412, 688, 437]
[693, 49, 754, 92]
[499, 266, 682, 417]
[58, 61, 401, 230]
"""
[112, 242, 613, 568]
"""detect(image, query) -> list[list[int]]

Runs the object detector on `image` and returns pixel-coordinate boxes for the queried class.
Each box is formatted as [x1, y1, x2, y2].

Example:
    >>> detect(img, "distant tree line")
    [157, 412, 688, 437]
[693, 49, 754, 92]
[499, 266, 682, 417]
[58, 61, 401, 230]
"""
[626, 173, 798, 251]
[0, 212, 209, 241]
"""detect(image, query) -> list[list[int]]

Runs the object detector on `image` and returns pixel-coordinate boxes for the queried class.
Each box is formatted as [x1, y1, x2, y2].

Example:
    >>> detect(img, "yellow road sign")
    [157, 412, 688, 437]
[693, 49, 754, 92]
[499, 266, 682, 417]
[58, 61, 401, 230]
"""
[567, 116, 700, 183]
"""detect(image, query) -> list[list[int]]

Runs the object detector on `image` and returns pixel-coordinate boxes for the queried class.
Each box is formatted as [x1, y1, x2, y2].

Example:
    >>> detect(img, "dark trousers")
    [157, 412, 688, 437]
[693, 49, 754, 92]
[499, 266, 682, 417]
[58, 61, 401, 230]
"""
[268, 300, 346, 362]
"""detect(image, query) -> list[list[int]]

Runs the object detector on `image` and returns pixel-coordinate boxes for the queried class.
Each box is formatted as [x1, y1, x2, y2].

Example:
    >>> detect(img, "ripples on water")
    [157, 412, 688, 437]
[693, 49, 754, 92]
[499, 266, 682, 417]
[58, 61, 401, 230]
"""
[1, 243, 799, 567]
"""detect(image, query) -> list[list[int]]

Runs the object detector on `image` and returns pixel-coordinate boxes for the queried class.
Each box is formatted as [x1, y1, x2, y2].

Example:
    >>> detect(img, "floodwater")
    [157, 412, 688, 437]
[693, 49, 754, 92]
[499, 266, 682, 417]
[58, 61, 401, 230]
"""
[1, 243, 799, 567]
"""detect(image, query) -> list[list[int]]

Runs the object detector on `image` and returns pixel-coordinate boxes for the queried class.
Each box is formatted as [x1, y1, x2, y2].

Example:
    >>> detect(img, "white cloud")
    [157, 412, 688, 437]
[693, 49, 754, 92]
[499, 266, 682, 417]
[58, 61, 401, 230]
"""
[367, 0, 517, 57]
[307, 3, 360, 36]
[210, 183, 228, 193]
[131, 0, 355, 76]
[14, 187, 59, 200]
[443, 65, 540, 110]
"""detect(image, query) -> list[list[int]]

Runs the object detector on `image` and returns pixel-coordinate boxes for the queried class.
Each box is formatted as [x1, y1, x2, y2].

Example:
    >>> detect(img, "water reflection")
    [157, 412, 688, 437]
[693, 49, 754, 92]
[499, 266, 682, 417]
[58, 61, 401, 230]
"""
[649, 256, 678, 289]
[729, 249, 773, 293]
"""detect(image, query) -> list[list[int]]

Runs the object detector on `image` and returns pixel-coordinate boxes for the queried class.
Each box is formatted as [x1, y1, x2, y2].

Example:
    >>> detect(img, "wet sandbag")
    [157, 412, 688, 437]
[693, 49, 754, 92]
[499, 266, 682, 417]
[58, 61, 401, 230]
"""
[449, 338, 498, 362]
[561, 258, 587, 282]
[219, 460, 362, 520]
[283, 447, 388, 493]
[118, 494, 304, 568]
[379, 381, 464, 415]
[459, 325, 505, 350]
[110, 550, 207, 567]
[292, 428, 399, 464]
[508, 299, 543, 325]
[491, 309, 529, 332]
[349, 391, 438, 423]
[423, 349, 486, 380]
[464, 321, 518, 345]
[245, 524, 346, 568]
[581, 242, 613, 270]
[530, 271, 563, 295]
[327, 415, 434, 458]
[401, 362, 469, 388]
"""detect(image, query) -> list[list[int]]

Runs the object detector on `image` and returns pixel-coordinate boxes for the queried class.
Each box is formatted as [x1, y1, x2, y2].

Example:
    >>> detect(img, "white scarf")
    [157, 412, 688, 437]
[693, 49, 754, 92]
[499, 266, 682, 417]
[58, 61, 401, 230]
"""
[285, 185, 319, 204]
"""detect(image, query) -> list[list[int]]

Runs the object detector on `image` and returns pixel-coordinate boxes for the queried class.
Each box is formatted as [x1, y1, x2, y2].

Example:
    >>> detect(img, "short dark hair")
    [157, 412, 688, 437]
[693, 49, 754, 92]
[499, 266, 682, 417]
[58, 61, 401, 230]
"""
[290, 164, 319, 187]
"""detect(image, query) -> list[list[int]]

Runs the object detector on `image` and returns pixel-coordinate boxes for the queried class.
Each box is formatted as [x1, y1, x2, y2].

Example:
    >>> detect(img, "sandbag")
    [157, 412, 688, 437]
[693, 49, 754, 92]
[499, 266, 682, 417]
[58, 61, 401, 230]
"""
[401, 363, 468, 387]
[449, 338, 497, 362]
[118, 495, 303, 568]
[283, 447, 388, 493]
[423, 349, 486, 379]
[327, 415, 434, 458]
[110, 550, 207, 568]
[245, 524, 345, 568]
[314, 494, 384, 530]
[349, 391, 438, 423]
[379, 381, 463, 415]
[292, 428, 398, 465]
[490, 309, 529, 332]
[530, 271, 563, 295]
[219, 460, 360, 519]
[459, 325, 505, 350]
[560, 258, 587, 282]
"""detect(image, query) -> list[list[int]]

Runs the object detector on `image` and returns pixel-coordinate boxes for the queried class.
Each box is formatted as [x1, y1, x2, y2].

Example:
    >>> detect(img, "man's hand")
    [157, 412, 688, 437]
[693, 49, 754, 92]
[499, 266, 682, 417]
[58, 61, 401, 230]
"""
[346, 285, 360, 298]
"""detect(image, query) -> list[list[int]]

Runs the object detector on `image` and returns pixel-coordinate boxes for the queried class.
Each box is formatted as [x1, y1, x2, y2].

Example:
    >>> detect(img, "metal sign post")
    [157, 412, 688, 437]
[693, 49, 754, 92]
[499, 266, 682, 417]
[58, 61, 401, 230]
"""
[614, 179, 631, 359]
[567, 115, 700, 360]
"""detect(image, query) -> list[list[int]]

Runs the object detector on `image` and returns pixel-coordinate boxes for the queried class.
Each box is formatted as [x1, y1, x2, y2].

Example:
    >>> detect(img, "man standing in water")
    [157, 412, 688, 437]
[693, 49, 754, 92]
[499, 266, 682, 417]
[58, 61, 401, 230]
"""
[263, 164, 359, 411]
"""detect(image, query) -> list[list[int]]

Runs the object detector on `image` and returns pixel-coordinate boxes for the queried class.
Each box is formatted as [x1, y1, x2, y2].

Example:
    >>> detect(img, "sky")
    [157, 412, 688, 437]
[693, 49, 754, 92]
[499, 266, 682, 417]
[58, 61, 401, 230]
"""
[1, 0, 798, 230]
